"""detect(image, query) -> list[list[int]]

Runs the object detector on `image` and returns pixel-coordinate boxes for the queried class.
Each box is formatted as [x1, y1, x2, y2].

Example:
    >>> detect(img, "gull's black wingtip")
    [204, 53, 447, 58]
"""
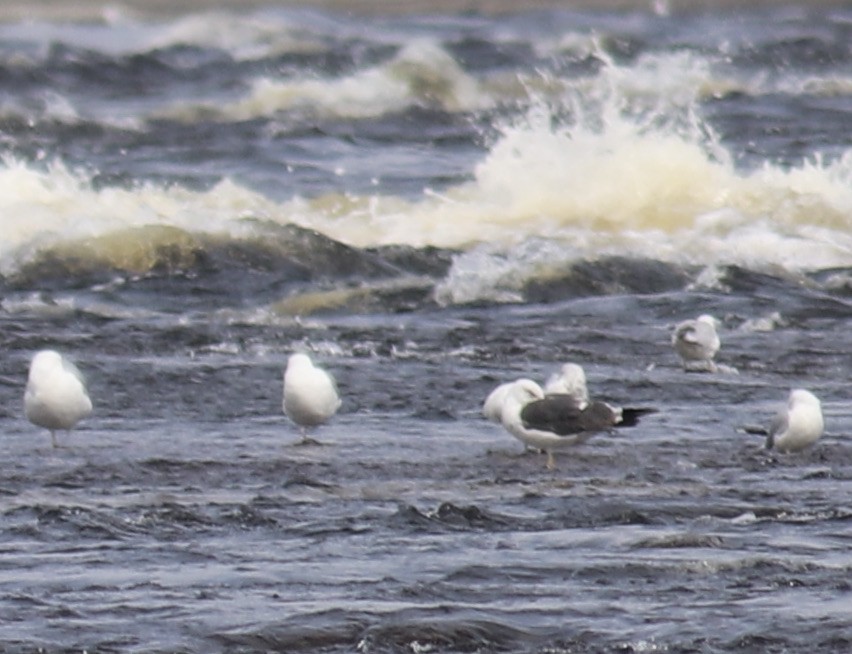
[742, 424, 769, 436]
[618, 407, 658, 427]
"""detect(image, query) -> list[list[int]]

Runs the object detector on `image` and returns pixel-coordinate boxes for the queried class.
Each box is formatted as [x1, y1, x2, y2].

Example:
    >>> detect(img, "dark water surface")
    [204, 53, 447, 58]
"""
[0, 2, 851, 652]
[2, 274, 851, 652]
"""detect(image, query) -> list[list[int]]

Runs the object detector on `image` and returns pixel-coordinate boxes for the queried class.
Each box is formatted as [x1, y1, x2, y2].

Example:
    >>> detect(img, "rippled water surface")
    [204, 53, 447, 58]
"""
[1, 1, 851, 652]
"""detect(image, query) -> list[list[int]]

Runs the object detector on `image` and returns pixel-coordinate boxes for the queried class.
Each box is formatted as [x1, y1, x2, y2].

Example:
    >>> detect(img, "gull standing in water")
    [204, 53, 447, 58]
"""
[500, 378, 656, 470]
[25, 349, 93, 448]
[672, 314, 721, 372]
[750, 389, 824, 453]
[283, 353, 341, 444]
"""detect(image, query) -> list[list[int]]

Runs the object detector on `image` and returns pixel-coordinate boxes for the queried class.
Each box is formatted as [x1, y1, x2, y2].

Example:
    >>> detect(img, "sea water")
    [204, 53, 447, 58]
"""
[0, 2, 851, 652]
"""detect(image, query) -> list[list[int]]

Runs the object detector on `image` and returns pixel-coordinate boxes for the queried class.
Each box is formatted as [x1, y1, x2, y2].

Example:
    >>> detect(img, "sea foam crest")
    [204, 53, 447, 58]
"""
[0, 157, 281, 275]
[426, 53, 852, 303]
[3, 52, 852, 291]
[165, 39, 490, 122]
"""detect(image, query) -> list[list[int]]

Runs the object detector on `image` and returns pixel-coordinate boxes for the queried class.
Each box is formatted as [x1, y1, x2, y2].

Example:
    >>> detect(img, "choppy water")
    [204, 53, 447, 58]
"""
[1, 2, 852, 652]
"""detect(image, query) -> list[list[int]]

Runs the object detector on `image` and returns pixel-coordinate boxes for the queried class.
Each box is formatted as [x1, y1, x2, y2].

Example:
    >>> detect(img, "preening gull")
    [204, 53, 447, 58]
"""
[500, 378, 656, 469]
[672, 314, 720, 372]
[761, 389, 824, 453]
[24, 349, 93, 448]
[283, 353, 341, 443]
[484, 362, 587, 423]
[543, 363, 589, 408]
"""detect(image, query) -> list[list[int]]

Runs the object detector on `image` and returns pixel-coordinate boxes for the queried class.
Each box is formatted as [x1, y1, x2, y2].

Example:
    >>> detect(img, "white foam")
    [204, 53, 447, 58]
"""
[165, 39, 490, 122]
[0, 157, 281, 274]
[3, 50, 852, 293]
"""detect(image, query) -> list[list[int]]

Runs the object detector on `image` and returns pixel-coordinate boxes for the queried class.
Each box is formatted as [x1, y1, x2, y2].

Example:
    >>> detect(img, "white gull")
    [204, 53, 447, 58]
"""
[283, 353, 341, 443]
[672, 314, 721, 372]
[765, 389, 824, 453]
[24, 349, 93, 448]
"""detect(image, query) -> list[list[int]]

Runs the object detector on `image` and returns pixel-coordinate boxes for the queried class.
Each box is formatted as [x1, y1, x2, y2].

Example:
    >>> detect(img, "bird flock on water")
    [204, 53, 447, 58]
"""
[23, 312, 824, 467]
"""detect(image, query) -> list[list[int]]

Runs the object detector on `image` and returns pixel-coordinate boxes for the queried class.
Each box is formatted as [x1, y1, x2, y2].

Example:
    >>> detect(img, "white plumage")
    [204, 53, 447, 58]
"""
[24, 350, 93, 448]
[672, 314, 720, 372]
[482, 379, 543, 424]
[766, 388, 824, 453]
[543, 362, 590, 408]
[283, 353, 341, 442]
[499, 378, 564, 469]
[482, 381, 513, 423]
[484, 362, 587, 424]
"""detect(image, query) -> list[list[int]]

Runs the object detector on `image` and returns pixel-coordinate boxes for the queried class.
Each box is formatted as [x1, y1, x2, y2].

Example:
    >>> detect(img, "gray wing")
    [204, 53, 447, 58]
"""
[520, 394, 587, 436]
[521, 397, 622, 436]
[765, 408, 788, 449]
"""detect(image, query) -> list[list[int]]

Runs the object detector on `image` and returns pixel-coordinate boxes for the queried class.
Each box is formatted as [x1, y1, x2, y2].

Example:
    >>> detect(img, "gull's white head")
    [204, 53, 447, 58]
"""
[28, 350, 65, 380]
[510, 378, 546, 403]
[484, 378, 544, 424]
[286, 352, 315, 372]
[788, 388, 820, 409]
[502, 378, 546, 419]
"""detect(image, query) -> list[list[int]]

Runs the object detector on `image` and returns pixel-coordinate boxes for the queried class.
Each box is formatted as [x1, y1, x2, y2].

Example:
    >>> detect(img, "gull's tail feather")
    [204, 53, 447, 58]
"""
[742, 424, 769, 436]
[617, 407, 658, 428]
